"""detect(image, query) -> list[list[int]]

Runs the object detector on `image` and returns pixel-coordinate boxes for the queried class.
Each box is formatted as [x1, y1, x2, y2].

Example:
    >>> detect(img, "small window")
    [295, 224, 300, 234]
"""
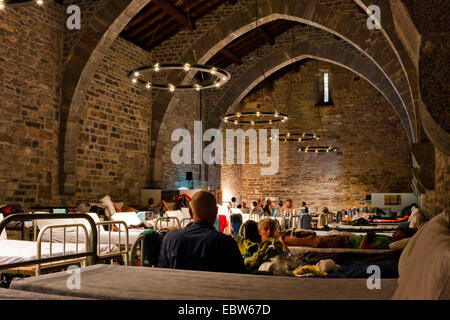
[323, 72, 329, 103]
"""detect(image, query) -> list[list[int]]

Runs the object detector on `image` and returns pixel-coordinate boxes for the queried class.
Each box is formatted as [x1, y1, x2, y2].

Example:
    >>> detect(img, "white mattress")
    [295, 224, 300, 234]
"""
[39, 229, 142, 246]
[10, 264, 398, 300]
[0, 239, 117, 265]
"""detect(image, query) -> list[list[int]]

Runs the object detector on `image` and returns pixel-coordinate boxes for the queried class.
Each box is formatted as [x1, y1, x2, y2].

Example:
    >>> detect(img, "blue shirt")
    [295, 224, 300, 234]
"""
[158, 220, 246, 273]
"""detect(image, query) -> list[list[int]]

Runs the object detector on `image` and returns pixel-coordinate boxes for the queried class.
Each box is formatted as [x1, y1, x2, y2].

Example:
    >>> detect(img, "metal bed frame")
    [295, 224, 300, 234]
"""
[154, 216, 181, 230]
[0, 213, 99, 276]
[32, 216, 130, 266]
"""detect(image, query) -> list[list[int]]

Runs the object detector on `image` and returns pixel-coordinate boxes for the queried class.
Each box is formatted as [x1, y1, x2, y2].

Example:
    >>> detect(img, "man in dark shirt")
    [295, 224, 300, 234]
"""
[158, 190, 246, 273]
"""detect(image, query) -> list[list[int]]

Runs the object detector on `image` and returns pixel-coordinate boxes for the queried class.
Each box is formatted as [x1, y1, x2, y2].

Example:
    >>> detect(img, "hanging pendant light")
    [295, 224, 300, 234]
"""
[221, 0, 290, 127]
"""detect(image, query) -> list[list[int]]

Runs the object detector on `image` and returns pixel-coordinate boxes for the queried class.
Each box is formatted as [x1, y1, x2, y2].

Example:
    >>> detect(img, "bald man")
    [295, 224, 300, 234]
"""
[158, 190, 246, 273]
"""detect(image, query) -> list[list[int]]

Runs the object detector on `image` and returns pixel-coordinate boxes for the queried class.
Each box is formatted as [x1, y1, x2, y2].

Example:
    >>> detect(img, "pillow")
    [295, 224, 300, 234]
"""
[389, 237, 411, 251]
[392, 210, 450, 300]
[111, 212, 141, 230]
[0, 214, 7, 240]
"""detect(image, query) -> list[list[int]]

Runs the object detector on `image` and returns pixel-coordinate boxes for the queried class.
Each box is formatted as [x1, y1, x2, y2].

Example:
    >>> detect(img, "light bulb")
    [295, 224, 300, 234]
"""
[215, 82, 221, 87]
[146, 82, 151, 89]
[235, 112, 241, 118]
[169, 84, 175, 92]
[211, 68, 217, 75]
[224, 117, 228, 121]
[274, 111, 279, 117]
[133, 71, 140, 77]
[132, 78, 137, 83]
[194, 84, 201, 91]
[154, 63, 160, 72]
[183, 63, 191, 71]
[256, 111, 261, 117]
[37, 0, 44, 5]
[222, 76, 227, 81]
[298, 138, 302, 142]
[250, 120, 255, 126]
[234, 120, 238, 125]
[269, 120, 272, 125]
[286, 133, 290, 138]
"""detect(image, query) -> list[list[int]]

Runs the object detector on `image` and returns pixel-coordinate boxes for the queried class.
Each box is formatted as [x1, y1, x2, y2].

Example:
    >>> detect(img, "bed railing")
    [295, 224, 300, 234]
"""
[95, 220, 129, 265]
[155, 216, 181, 230]
[0, 213, 98, 273]
[36, 223, 90, 275]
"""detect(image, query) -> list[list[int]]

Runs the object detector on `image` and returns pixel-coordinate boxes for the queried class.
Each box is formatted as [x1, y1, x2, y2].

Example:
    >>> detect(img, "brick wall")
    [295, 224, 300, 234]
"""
[220, 60, 412, 211]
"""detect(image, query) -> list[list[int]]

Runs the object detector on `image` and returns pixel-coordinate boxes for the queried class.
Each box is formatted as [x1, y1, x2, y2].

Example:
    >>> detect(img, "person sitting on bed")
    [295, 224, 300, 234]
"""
[235, 218, 288, 271]
[281, 227, 416, 250]
[158, 190, 246, 273]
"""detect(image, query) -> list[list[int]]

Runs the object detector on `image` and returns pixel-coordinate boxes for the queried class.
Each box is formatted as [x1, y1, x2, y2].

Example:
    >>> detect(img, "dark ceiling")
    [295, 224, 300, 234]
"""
[120, 0, 300, 70]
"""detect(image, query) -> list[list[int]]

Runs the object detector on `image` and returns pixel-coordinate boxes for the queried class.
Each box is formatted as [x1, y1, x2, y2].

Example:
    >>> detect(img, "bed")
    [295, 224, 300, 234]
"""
[35, 213, 132, 264]
[0, 213, 105, 276]
[9, 264, 398, 300]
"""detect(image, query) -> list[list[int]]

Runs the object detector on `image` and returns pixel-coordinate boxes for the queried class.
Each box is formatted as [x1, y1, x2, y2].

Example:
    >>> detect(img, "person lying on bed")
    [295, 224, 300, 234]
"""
[158, 190, 246, 273]
[235, 218, 289, 271]
[281, 227, 416, 250]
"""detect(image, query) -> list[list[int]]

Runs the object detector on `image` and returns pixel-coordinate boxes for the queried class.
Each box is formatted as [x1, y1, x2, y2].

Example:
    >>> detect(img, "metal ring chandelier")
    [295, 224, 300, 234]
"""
[0, 0, 47, 9]
[128, 63, 231, 92]
[298, 146, 339, 153]
[221, 111, 290, 126]
[270, 132, 320, 142]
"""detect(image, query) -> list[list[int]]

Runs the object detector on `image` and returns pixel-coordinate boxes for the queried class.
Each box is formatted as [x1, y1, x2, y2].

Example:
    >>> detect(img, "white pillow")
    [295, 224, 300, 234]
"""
[111, 212, 141, 230]
[0, 214, 7, 240]
[389, 237, 411, 251]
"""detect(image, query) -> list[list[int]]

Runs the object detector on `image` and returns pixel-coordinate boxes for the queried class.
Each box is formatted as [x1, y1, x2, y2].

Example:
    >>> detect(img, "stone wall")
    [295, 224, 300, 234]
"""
[74, 36, 152, 205]
[221, 60, 412, 211]
[421, 147, 450, 218]
[0, 3, 64, 207]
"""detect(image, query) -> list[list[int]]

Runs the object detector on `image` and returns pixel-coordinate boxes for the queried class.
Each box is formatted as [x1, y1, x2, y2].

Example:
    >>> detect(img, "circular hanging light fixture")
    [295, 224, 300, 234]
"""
[221, 111, 289, 126]
[298, 146, 339, 153]
[270, 132, 320, 142]
[220, 0, 291, 126]
[0, 0, 47, 9]
[128, 64, 231, 92]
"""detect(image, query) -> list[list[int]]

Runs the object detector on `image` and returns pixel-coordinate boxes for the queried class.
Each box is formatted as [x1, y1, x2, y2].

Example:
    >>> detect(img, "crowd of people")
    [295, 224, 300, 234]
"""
[156, 191, 419, 274]
[230, 197, 308, 217]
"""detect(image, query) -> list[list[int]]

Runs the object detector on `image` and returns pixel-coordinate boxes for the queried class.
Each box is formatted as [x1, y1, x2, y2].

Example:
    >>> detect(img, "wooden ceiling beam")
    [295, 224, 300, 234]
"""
[151, 0, 196, 30]
[257, 26, 275, 46]
[221, 48, 242, 65]
[228, 0, 238, 4]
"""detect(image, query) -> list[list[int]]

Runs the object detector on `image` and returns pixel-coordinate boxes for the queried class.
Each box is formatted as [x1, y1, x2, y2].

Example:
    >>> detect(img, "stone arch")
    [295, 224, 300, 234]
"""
[60, 0, 151, 194]
[205, 40, 409, 136]
[152, 0, 417, 182]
